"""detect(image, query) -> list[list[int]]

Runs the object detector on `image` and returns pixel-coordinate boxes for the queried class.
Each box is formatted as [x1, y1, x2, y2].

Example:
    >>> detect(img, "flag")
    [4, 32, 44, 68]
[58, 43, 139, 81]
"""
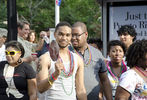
[56, 0, 62, 6]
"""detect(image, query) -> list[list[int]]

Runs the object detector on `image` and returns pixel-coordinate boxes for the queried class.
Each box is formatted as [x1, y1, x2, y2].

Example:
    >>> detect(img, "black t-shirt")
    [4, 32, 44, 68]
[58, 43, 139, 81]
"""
[0, 61, 36, 100]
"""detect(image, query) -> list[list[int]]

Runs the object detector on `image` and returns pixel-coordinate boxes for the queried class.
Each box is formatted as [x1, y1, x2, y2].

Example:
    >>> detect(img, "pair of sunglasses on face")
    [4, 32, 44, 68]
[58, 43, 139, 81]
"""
[5, 50, 21, 56]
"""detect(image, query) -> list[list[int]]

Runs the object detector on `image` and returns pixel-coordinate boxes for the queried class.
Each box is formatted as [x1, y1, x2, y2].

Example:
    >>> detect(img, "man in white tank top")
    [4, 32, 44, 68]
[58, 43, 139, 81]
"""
[37, 22, 87, 100]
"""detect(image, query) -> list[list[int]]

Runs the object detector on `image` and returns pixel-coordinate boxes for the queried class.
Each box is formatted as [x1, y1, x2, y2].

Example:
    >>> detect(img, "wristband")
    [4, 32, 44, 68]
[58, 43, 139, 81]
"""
[51, 73, 57, 81]
[48, 77, 53, 86]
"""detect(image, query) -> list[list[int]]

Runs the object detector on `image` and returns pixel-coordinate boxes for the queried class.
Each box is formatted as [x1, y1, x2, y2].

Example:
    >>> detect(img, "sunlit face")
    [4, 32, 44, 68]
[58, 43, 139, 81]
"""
[54, 26, 72, 48]
[109, 46, 124, 64]
[119, 32, 134, 48]
[19, 24, 30, 40]
[5, 47, 21, 65]
[71, 27, 87, 49]
[29, 32, 36, 42]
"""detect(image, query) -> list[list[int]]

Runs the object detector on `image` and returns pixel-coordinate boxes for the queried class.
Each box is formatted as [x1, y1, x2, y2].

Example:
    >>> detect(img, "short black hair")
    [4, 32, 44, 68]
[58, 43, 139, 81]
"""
[126, 39, 147, 69]
[5, 41, 25, 57]
[55, 21, 71, 32]
[44, 27, 50, 32]
[107, 40, 126, 55]
[117, 25, 137, 41]
[88, 38, 103, 50]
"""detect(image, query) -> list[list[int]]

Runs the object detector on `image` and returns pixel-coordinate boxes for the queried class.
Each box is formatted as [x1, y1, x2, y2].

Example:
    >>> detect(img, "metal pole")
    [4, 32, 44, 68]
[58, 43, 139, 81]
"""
[102, 0, 107, 57]
[7, 0, 17, 41]
[55, 0, 60, 26]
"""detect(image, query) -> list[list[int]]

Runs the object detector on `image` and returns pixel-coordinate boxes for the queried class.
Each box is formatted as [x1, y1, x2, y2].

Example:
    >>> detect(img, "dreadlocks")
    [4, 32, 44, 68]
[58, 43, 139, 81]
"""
[126, 39, 147, 69]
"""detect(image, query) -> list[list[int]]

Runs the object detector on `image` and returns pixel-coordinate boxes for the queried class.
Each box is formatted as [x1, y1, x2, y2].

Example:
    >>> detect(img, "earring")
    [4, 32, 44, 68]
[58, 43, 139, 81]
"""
[17, 58, 22, 63]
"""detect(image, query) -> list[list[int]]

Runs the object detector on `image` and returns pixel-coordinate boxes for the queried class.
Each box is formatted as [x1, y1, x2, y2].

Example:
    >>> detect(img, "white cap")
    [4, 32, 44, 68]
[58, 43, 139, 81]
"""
[0, 28, 7, 37]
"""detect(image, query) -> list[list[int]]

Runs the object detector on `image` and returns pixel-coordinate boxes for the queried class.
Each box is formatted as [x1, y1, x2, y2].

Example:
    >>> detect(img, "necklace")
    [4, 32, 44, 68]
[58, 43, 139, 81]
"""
[73, 45, 92, 66]
[84, 45, 92, 66]
[59, 75, 73, 96]
[107, 61, 127, 79]
[135, 66, 147, 77]
[59, 50, 75, 78]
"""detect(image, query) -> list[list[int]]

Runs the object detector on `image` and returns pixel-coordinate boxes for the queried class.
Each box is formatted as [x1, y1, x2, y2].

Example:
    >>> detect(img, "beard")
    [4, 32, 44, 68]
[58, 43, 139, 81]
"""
[58, 43, 69, 48]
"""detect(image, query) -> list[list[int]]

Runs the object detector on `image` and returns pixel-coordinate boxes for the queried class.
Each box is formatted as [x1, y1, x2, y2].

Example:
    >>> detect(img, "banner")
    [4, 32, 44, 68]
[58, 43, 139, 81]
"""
[109, 5, 147, 40]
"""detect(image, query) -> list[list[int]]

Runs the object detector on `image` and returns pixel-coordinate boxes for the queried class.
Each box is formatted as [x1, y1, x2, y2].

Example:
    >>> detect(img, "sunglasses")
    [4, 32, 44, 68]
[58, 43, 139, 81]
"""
[5, 50, 21, 56]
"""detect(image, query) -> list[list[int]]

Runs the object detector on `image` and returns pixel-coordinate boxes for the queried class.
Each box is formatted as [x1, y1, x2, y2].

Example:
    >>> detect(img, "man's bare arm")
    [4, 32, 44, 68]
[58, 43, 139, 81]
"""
[36, 53, 52, 93]
[99, 72, 113, 100]
[75, 55, 87, 100]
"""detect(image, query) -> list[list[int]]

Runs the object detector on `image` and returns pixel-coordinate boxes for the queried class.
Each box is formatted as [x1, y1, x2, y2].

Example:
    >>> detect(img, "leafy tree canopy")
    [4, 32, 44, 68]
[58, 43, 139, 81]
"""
[0, 0, 101, 38]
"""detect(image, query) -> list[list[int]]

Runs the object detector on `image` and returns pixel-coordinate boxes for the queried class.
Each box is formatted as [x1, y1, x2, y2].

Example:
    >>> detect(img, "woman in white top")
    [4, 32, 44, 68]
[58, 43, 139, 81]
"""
[115, 39, 147, 100]
[99, 40, 128, 100]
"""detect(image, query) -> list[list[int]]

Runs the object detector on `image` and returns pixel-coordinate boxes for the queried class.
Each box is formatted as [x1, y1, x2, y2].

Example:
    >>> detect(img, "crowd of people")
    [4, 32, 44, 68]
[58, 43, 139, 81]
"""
[0, 21, 146, 100]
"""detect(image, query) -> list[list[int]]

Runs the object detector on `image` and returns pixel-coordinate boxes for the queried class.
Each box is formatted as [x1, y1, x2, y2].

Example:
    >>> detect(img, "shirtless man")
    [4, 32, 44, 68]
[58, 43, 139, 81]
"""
[37, 22, 87, 100]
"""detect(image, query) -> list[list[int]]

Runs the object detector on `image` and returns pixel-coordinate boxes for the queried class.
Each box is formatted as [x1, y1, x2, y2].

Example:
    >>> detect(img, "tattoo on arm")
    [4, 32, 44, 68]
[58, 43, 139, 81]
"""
[37, 64, 42, 73]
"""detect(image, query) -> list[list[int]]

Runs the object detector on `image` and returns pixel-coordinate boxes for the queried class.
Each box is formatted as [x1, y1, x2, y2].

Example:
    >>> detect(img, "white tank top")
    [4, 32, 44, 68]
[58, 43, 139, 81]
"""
[44, 52, 78, 100]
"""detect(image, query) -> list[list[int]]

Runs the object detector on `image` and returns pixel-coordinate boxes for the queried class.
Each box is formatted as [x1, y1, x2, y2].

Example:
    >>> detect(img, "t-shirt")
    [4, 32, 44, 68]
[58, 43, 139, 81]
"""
[106, 61, 129, 99]
[18, 36, 37, 71]
[72, 45, 107, 100]
[0, 44, 6, 62]
[119, 69, 147, 100]
[0, 61, 36, 100]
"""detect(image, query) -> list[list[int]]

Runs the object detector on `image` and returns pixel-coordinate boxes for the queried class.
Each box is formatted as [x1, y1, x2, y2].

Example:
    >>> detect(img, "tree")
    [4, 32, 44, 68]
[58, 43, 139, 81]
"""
[60, 0, 101, 38]
[0, 0, 101, 38]
[0, 0, 7, 28]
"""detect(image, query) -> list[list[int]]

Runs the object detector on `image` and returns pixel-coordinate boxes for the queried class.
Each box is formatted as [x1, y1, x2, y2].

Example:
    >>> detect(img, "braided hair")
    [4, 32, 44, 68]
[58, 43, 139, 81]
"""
[126, 39, 147, 69]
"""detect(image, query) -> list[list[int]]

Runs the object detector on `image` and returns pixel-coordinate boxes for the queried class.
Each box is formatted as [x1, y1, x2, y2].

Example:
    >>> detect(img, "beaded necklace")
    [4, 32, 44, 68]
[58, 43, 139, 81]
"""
[60, 75, 73, 96]
[59, 50, 74, 95]
[73, 45, 92, 66]
[59, 50, 75, 78]
[135, 66, 147, 77]
[107, 61, 127, 79]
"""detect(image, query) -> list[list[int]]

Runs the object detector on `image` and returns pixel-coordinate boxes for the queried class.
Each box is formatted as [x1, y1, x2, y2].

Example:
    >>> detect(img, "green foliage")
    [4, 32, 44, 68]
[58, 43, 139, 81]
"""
[0, 0, 7, 28]
[0, 0, 101, 38]
[60, 0, 101, 38]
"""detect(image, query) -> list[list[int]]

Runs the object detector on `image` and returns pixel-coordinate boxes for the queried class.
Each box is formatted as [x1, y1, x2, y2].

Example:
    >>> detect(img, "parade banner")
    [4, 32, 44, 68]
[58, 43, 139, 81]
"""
[109, 4, 147, 40]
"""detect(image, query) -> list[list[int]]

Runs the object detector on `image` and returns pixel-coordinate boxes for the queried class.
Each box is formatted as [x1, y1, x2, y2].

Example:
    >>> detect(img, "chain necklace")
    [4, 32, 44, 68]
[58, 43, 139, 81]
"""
[107, 61, 127, 79]
[59, 50, 75, 78]
[135, 66, 147, 77]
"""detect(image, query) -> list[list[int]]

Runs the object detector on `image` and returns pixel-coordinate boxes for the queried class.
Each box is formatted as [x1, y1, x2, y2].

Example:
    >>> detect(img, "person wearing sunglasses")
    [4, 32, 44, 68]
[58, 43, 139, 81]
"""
[0, 41, 37, 100]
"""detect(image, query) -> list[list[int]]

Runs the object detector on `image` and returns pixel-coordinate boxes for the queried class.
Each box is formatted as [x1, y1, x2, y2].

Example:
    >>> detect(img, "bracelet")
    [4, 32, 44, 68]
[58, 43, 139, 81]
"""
[48, 77, 53, 86]
[51, 73, 57, 81]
